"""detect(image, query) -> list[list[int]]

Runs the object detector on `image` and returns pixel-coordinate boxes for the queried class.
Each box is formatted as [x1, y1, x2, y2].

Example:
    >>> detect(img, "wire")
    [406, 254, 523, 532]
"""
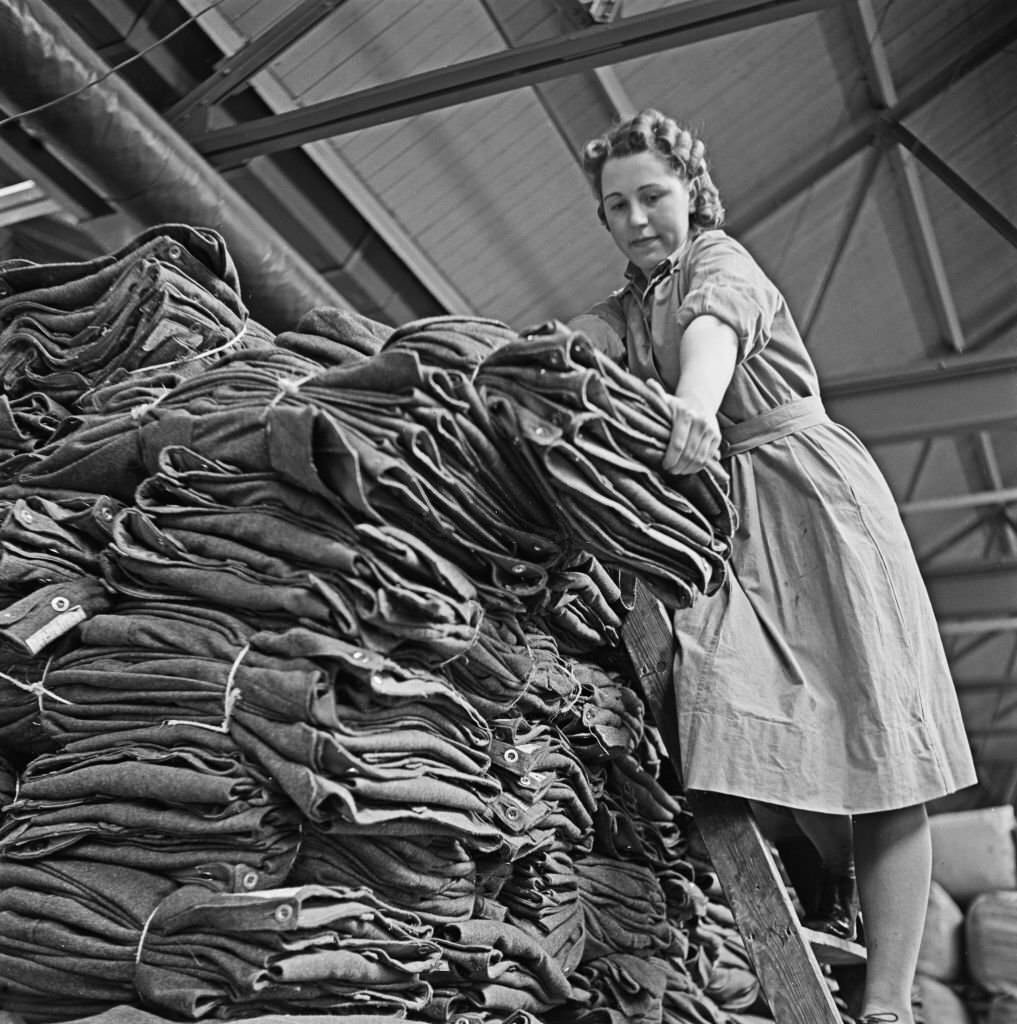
[0, 0, 232, 130]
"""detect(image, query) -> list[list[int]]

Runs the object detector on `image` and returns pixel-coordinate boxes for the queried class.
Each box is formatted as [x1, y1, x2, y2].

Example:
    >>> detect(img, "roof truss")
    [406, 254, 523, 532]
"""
[183, 0, 844, 165]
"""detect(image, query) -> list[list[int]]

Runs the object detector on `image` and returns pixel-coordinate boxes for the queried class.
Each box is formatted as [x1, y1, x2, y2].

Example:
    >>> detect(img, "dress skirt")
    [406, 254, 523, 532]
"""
[673, 412, 977, 813]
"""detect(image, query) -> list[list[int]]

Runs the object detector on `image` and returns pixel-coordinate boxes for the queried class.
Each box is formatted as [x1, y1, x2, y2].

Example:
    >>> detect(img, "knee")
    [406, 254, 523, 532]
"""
[854, 803, 929, 843]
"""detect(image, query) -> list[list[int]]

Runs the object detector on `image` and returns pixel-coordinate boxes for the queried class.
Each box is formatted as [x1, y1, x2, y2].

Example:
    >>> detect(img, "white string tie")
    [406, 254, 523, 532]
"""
[165, 642, 249, 734]
[0, 665, 71, 712]
[129, 386, 172, 420]
[135, 905, 160, 964]
[262, 373, 315, 418]
[125, 318, 251, 378]
[437, 608, 485, 669]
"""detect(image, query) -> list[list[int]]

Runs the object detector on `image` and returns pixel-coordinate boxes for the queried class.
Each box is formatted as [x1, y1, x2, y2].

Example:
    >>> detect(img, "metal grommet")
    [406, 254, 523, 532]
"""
[20, 510, 33, 522]
[503, 748, 519, 764]
[519, 774, 533, 788]
[241, 870, 258, 890]
[167, 244, 183, 259]
[504, 806, 520, 820]
[274, 903, 293, 924]
[50, 596, 70, 612]
[351, 651, 366, 661]
[510, 564, 526, 575]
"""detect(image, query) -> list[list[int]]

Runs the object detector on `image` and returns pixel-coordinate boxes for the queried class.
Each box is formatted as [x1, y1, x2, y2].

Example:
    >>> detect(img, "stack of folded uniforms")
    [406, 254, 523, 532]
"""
[226, 625, 503, 851]
[0, 223, 269, 464]
[0, 723, 301, 892]
[476, 320, 735, 610]
[0, 857, 178, 1023]
[106, 442, 482, 663]
[0, 227, 753, 1024]
[133, 884, 443, 1020]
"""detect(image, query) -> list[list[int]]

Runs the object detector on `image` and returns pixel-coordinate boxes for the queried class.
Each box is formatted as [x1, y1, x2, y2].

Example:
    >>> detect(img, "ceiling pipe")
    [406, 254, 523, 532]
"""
[0, 0, 349, 332]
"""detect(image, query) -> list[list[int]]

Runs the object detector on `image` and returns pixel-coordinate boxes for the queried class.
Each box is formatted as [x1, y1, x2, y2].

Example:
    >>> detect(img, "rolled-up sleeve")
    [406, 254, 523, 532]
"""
[568, 296, 626, 363]
[675, 233, 784, 363]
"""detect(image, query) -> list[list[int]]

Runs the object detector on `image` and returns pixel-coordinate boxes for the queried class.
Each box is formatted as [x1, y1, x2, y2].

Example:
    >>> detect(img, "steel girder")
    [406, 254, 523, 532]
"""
[822, 352, 1017, 445]
[184, 0, 844, 166]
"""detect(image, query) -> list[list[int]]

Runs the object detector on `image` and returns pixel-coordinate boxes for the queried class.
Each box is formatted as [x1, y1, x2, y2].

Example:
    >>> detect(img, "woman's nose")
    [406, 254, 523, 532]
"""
[627, 203, 648, 226]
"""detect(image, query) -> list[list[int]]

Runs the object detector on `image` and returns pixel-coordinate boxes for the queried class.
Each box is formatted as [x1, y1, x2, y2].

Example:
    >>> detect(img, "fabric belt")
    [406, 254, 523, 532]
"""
[721, 395, 828, 457]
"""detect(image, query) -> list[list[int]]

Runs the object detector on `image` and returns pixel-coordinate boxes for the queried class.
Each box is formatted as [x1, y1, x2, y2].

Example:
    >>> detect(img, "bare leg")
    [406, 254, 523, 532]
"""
[791, 809, 853, 873]
[852, 803, 930, 1024]
[790, 808, 859, 939]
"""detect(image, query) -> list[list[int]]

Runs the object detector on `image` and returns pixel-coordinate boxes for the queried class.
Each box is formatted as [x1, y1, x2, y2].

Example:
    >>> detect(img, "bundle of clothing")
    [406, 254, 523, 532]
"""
[0, 225, 762, 1024]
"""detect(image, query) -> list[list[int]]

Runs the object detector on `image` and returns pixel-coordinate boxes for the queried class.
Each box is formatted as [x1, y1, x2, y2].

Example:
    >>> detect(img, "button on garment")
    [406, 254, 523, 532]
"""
[571, 228, 977, 813]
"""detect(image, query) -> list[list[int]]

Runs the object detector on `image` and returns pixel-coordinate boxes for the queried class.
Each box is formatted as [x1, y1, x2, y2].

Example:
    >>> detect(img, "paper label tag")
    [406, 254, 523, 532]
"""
[23, 605, 87, 654]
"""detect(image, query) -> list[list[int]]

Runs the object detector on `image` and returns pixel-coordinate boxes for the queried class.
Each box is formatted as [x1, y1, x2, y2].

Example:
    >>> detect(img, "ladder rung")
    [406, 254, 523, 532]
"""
[803, 927, 867, 966]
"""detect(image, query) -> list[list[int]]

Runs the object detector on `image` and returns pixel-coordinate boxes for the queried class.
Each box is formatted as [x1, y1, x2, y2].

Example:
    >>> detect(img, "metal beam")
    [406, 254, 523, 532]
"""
[185, 0, 844, 165]
[902, 438, 934, 503]
[0, 179, 60, 227]
[882, 121, 1017, 251]
[902, 487, 1017, 516]
[167, 0, 348, 129]
[842, 2, 1017, 561]
[86, 0, 201, 96]
[729, 9, 1017, 232]
[553, 0, 636, 117]
[954, 678, 1017, 695]
[919, 509, 999, 567]
[800, 142, 882, 337]
[967, 433, 1017, 557]
[479, 0, 591, 170]
[822, 351, 1017, 445]
[950, 679, 1015, 696]
[479, 0, 638, 167]
[939, 617, 1017, 637]
[177, 0, 473, 315]
[925, 558, 1017, 620]
[970, 739, 1017, 762]
[0, 122, 109, 220]
[848, 0, 965, 351]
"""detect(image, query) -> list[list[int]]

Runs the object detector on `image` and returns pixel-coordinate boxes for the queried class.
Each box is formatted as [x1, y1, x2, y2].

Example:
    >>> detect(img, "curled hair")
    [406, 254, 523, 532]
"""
[581, 108, 725, 230]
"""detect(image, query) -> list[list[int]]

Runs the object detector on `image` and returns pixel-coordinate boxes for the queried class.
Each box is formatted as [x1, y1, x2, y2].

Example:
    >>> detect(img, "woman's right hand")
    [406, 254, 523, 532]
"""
[649, 379, 722, 475]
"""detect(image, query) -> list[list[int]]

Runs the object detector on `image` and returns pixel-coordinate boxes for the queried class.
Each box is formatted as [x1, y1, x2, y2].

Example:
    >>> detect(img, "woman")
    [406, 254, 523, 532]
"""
[569, 109, 977, 1024]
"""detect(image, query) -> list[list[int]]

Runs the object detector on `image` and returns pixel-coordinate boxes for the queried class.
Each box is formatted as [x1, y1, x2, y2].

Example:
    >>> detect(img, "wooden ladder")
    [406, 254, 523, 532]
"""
[620, 585, 865, 1024]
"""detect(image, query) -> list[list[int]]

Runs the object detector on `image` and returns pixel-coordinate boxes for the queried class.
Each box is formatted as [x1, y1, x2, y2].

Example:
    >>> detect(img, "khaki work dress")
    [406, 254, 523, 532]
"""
[571, 228, 977, 813]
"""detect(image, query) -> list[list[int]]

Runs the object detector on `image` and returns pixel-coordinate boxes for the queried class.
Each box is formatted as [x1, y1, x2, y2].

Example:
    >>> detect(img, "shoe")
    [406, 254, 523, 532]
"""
[855, 1015, 900, 1023]
[803, 865, 860, 941]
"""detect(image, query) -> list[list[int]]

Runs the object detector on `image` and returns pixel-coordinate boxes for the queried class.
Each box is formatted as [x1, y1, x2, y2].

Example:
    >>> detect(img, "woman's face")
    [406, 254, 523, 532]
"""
[600, 151, 692, 274]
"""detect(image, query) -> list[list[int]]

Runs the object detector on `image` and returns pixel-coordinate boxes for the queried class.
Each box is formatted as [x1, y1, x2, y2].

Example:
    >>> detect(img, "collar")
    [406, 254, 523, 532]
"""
[622, 232, 700, 298]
